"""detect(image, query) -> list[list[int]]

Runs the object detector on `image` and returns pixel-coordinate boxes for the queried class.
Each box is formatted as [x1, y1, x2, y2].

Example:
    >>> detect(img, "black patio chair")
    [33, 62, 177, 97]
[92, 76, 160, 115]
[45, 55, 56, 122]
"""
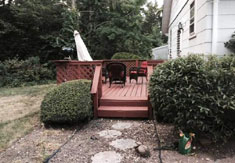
[102, 67, 108, 83]
[106, 62, 126, 87]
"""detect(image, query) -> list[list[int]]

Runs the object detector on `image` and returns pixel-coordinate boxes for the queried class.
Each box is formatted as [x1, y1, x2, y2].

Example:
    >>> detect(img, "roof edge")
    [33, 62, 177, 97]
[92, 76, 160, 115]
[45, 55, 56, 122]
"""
[161, 0, 172, 34]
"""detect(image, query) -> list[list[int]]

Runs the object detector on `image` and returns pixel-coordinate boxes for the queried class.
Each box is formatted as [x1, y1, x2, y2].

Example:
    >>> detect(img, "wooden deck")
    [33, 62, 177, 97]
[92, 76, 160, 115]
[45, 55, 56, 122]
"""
[54, 59, 164, 119]
[97, 77, 150, 118]
[102, 77, 148, 99]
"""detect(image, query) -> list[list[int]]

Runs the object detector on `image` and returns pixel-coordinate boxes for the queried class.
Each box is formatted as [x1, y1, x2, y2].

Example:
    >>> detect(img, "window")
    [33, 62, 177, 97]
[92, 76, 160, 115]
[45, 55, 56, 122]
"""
[189, 1, 195, 35]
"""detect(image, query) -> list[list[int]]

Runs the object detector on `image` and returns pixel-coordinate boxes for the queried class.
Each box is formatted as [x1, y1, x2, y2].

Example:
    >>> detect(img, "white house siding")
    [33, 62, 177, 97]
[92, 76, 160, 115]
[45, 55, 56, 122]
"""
[168, 0, 235, 58]
[169, 0, 213, 58]
[152, 45, 169, 60]
[217, 0, 235, 55]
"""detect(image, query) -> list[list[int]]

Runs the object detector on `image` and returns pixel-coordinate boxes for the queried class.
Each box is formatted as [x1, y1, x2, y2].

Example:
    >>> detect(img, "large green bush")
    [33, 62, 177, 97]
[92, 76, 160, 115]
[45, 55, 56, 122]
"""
[0, 57, 55, 87]
[149, 55, 235, 141]
[111, 52, 141, 60]
[41, 80, 93, 124]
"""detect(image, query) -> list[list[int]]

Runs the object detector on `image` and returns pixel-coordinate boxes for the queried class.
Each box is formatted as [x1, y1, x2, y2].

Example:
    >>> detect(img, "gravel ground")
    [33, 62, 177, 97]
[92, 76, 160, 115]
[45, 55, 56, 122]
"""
[0, 119, 235, 163]
[0, 126, 74, 163]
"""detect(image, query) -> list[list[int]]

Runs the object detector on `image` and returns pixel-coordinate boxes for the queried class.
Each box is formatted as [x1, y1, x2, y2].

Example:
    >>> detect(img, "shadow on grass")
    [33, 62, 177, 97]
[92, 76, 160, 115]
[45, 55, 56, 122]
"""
[0, 112, 40, 152]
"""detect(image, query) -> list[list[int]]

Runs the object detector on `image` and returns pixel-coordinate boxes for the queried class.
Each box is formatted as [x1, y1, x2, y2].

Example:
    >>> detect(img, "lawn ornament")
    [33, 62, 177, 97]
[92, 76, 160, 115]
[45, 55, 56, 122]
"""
[178, 130, 195, 154]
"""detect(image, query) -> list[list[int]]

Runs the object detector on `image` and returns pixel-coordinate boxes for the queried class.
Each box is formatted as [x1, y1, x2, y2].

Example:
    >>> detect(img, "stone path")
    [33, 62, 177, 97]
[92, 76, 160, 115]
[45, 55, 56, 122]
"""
[93, 122, 135, 163]
[50, 119, 235, 163]
[50, 119, 160, 163]
[91, 151, 122, 163]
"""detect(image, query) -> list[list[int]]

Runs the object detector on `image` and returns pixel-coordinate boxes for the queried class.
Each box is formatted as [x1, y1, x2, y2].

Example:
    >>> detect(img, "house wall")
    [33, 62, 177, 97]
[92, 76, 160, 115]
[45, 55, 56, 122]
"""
[216, 0, 235, 55]
[168, 0, 235, 58]
[152, 45, 169, 60]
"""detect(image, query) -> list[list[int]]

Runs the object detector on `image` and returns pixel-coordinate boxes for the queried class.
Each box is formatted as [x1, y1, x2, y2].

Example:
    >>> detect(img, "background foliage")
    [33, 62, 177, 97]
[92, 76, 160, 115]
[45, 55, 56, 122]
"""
[149, 55, 235, 142]
[0, 57, 54, 87]
[41, 80, 92, 124]
[0, 0, 67, 62]
[111, 52, 141, 59]
[0, 0, 165, 62]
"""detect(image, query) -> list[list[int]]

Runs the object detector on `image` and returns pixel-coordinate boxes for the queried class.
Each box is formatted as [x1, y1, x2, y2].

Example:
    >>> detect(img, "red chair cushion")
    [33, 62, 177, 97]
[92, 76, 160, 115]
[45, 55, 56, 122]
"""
[141, 61, 147, 68]
[130, 71, 137, 74]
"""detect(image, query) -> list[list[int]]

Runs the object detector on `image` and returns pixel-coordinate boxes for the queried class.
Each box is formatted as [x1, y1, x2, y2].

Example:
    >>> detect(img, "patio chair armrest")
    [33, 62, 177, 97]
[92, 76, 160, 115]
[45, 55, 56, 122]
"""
[129, 67, 138, 71]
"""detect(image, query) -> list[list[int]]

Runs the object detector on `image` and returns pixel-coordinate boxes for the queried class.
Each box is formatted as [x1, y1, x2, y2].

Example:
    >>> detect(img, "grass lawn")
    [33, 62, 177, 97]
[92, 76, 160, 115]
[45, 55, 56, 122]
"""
[0, 84, 57, 151]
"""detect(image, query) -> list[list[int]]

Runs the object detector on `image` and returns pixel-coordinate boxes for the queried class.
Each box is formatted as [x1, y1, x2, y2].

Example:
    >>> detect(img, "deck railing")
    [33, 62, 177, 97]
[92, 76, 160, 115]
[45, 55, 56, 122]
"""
[90, 65, 102, 118]
[54, 59, 165, 84]
[146, 60, 165, 119]
[54, 60, 102, 84]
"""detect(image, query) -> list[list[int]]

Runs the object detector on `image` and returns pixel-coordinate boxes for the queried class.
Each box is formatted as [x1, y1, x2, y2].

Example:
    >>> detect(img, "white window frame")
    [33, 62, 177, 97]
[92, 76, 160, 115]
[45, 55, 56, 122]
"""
[189, 0, 196, 37]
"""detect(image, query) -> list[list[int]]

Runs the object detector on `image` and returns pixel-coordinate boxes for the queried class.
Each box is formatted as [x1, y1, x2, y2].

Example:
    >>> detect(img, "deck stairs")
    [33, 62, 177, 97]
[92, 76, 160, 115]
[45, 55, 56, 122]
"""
[97, 96, 149, 118]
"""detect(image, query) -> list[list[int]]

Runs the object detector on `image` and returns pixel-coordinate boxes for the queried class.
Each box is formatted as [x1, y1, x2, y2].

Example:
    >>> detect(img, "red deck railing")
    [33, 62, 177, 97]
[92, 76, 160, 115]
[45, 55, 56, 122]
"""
[54, 59, 164, 84]
[90, 65, 102, 118]
[54, 60, 102, 84]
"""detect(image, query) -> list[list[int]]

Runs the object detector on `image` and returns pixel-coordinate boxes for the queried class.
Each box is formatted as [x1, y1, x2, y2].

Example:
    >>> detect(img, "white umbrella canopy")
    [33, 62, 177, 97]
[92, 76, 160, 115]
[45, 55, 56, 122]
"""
[74, 30, 93, 61]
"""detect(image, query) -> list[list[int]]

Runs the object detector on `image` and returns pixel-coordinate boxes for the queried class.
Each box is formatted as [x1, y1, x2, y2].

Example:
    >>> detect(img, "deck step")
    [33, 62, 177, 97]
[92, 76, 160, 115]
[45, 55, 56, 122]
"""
[98, 106, 148, 118]
[100, 98, 148, 107]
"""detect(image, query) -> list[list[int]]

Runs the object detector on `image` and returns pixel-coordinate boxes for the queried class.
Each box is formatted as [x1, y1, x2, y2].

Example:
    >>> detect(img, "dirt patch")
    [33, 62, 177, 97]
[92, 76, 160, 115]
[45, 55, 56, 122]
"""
[0, 95, 43, 123]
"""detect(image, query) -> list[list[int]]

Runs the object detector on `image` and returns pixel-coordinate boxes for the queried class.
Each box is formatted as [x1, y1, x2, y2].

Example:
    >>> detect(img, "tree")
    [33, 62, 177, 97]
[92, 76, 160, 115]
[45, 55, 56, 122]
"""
[0, 0, 67, 62]
[76, 0, 153, 59]
[50, 8, 80, 59]
[0, 0, 165, 61]
[142, 2, 166, 48]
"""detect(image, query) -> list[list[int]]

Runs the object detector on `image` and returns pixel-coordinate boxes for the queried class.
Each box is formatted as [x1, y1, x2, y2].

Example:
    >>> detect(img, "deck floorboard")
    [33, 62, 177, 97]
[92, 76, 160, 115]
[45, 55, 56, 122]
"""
[102, 77, 148, 99]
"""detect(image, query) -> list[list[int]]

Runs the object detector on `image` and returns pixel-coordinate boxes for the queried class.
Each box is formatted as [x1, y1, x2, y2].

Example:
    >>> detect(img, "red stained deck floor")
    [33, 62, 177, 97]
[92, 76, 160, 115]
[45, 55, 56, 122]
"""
[102, 77, 148, 100]
[98, 77, 150, 118]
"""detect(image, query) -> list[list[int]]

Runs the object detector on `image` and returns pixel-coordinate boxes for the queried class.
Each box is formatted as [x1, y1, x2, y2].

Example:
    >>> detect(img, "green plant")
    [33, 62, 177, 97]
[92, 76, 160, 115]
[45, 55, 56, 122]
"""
[0, 57, 55, 87]
[40, 80, 92, 124]
[225, 31, 235, 54]
[149, 55, 235, 142]
[111, 52, 141, 60]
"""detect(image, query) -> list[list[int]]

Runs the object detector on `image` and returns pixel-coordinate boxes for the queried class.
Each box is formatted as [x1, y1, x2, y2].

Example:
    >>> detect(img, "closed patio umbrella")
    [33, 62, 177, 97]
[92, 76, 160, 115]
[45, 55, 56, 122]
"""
[74, 30, 93, 61]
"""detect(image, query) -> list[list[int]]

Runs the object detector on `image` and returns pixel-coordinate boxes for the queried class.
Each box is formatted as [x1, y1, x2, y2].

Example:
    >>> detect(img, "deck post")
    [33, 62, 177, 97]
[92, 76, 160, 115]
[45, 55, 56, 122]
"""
[147, 64, 154, 120]
[135, 60, 138, 67]
[148, 96, 153, 120]
[91, 64, 102, 119]
[93, 94, 98, 119]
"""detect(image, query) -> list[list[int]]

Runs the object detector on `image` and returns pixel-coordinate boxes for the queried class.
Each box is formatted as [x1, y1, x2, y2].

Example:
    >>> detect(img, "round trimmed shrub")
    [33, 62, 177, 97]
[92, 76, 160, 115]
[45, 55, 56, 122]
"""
[111, 52, 141, 60]
[149, 55, 235, 142]
[41, 80, 92, 124]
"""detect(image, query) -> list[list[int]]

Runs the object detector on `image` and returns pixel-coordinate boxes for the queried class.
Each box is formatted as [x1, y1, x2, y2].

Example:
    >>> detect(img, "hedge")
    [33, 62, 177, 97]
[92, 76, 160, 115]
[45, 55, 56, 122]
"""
[0, 57, 55, 87]
[149, 55, 235, 142]
[40, 80, 93, 124]
[111, 52, 141, 60]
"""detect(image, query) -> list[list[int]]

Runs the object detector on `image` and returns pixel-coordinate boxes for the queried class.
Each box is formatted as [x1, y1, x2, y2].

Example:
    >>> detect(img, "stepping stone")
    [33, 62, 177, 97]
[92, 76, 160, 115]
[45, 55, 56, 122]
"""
[91, 151, 122, 163]
[112, 122, 132, 130]
[98, 130, 122, 139]
[110, 138, 137, 151]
